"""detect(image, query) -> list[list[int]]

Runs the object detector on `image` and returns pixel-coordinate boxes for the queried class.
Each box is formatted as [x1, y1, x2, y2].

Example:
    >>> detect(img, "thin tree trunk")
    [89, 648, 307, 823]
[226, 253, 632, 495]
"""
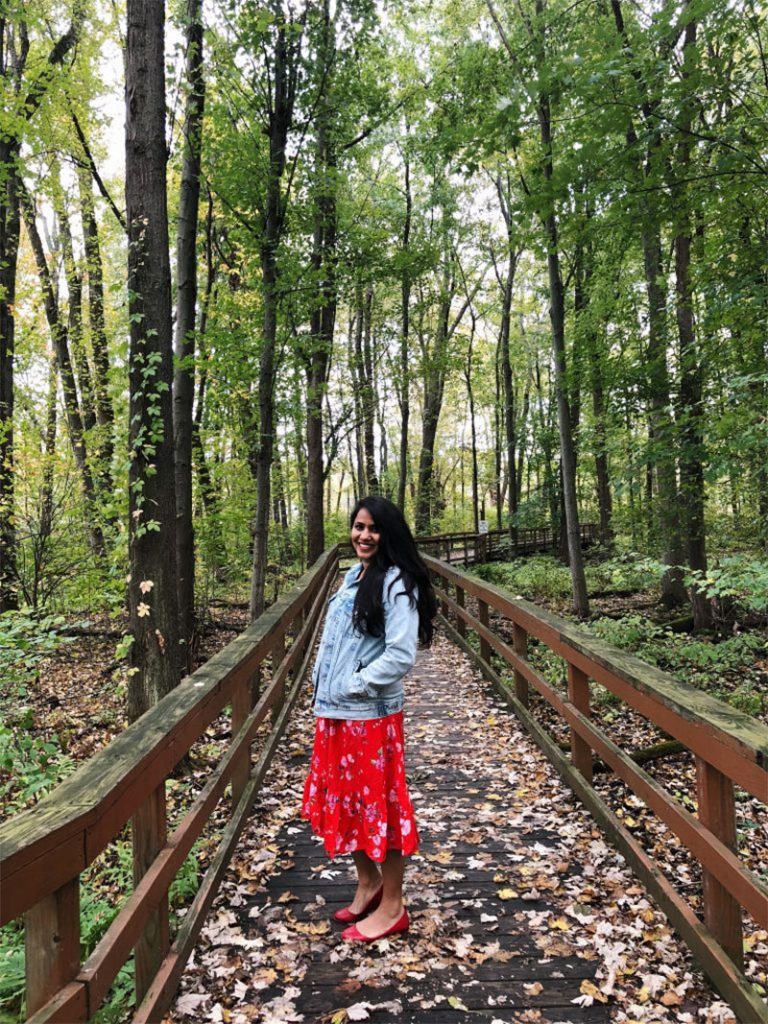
[610, 0, 687, 606]
[0, 152, 20, 611]
[77, 165, 115, 497]
[305, 0, 337, 563]
[249, 22, 297, 619]
[464, 315, 480, 534]
[536, 85, 589, 614]
[0, 12, 84, 609]
[397, 142, 412, 511]
[20, 185, 106, 557]
[125, 0, 180, 723]
[361, 287, 378, 492]
[56, 181, 96, 435]
[173, 0, 205, 668]
[674, 12, 711, 630]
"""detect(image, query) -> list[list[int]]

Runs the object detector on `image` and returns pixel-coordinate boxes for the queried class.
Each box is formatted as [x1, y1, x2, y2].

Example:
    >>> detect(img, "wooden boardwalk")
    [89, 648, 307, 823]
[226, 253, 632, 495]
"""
[165, 634, 726, 1024]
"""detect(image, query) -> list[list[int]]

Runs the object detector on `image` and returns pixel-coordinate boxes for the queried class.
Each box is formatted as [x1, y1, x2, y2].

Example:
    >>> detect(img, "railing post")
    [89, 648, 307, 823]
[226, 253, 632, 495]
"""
[695, 758, 743, 967]
[567, 663, 593, 782]
[455, 584, 466, 637]
[132, 783, 169, 1003]
[25, 878, 81, 1018]
[512, 622, 529, 708]
[477, 599, 491, 663]
[231, 667, 255, 808]
[271, 631, 287, 721]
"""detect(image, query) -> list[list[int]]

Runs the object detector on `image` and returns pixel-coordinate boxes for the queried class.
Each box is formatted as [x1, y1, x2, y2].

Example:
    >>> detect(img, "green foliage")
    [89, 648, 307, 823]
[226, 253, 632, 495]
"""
[471, 553, 665, 603]
[684, 557, 768, 617]
[0, 611, 80, 812]
[588, 615, 766, 711]
[472, 556, 573, 601]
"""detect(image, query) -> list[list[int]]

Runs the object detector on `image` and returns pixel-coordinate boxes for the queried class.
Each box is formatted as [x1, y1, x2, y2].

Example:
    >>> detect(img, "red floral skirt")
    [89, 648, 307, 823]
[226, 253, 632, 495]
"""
[301, 712, 420, 862]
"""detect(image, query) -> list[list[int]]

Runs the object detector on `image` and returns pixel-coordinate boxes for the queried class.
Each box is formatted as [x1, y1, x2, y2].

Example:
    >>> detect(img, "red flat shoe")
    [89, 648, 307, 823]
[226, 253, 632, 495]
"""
[342, 908, 409, 943]
[333, 887, 383, 924]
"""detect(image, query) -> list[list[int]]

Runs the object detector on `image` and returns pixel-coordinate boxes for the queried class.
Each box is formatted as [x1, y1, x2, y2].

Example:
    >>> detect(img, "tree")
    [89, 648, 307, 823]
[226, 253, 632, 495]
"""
[173, 0, 205, 668]
[125, 0, 180, 722]
[0, 4, 84, 611]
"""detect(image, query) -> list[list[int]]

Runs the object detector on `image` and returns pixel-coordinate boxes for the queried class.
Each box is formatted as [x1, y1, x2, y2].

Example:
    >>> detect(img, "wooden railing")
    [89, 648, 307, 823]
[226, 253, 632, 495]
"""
[425, 555, 768, 1024]
[0, 547, 339, 1024]
[417, 523, 598, 566]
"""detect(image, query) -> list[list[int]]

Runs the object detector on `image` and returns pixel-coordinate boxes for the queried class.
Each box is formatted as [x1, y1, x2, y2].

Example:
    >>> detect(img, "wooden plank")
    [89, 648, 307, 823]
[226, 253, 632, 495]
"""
[512, 621, 529, 708]
[231, 673, 254, 809]
[567, 664, 592, 782]
[441, 614, 768, 1024]
[696, 758, 744, 967]
[455, 584, 466, 638]
[25, 878, 81, 1018]
[0, 829, 85, 926]
[132, 784, 169, 1004]
[25, 982, 87, 1024]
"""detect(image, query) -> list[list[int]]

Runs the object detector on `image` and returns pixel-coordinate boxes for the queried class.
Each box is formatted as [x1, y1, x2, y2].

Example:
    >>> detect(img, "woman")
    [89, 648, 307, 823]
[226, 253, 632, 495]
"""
[301, 496, 437, 943]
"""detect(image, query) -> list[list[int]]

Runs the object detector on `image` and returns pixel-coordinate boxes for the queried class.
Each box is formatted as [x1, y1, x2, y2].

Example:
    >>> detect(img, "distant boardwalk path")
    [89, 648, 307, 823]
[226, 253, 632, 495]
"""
[166, 635, 732, 1024]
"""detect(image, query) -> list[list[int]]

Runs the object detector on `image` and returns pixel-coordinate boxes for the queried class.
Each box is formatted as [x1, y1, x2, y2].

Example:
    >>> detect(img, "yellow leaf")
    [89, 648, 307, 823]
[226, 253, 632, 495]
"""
[448, 996, 468, 1010]
[580, 980, 608, 1003]
[549, 917, 570, 931]
[636, 985, 651, 1003]
[496, 888, 519, 900]
[331, 1012, 347, 1024]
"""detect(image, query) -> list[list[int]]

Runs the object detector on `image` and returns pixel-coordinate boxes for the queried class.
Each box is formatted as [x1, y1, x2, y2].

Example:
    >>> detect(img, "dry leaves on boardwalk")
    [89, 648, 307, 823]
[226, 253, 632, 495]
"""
[164, 633, 766, 1024]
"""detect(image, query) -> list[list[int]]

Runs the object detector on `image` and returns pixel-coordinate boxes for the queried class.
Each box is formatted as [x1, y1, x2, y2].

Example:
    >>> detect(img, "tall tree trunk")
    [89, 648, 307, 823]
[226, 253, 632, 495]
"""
[361, 287, 378, 493]
[32, 350, 58, 609]
[589, 332, 613, 545]
[173, 0, 205, 669]
[610, 0, 687, 606]
[397, 142, 412, 511]
[125, 0, 180, 723]
[0, 152, 20, 612]
[495, 180, 519, 538]
[306, 12, 337, 562]
[20, 186, 106, 557]
[463, 316, 480, 534]
[674, 12, 711, 630]
[56, 181, 97, 435]
[249, 22, 297, 619]
[535, 58, 589, 614]
[0, 11, 83, 610]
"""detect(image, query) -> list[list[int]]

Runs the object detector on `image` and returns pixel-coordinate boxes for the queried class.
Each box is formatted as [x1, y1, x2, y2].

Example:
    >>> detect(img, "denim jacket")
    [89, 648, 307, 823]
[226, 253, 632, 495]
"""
[311, 564, 419, 720]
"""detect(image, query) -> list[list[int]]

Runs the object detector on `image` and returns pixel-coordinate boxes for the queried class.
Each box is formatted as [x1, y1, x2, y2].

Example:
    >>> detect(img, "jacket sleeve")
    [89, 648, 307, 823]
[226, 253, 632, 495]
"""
[343, 574, 419, 698]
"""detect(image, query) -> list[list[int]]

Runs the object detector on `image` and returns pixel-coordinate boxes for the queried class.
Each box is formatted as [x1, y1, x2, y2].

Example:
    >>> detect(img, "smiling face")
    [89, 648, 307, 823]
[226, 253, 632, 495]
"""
[350, 507, 381, 567]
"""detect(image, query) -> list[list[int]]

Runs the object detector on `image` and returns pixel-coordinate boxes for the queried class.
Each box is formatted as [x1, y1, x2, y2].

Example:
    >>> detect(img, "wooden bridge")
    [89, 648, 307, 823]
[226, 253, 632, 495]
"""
[1, 546, 766, 1023]
[416, 524, 598, 567]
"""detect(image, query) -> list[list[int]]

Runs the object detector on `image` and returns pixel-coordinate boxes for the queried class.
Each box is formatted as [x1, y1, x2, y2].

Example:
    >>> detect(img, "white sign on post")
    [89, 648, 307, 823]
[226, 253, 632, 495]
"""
[478, 520, 489, 534]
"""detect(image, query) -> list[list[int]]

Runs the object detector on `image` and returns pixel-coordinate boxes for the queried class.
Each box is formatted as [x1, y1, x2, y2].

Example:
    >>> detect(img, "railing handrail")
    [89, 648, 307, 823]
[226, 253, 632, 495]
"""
[425, 553, 768, 1024]
[424, 555, 767, 789]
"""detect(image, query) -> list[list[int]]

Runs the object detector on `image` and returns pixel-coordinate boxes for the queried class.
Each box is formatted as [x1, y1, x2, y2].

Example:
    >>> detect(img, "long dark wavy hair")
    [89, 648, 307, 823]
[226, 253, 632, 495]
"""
[350, 496, 437, 646]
